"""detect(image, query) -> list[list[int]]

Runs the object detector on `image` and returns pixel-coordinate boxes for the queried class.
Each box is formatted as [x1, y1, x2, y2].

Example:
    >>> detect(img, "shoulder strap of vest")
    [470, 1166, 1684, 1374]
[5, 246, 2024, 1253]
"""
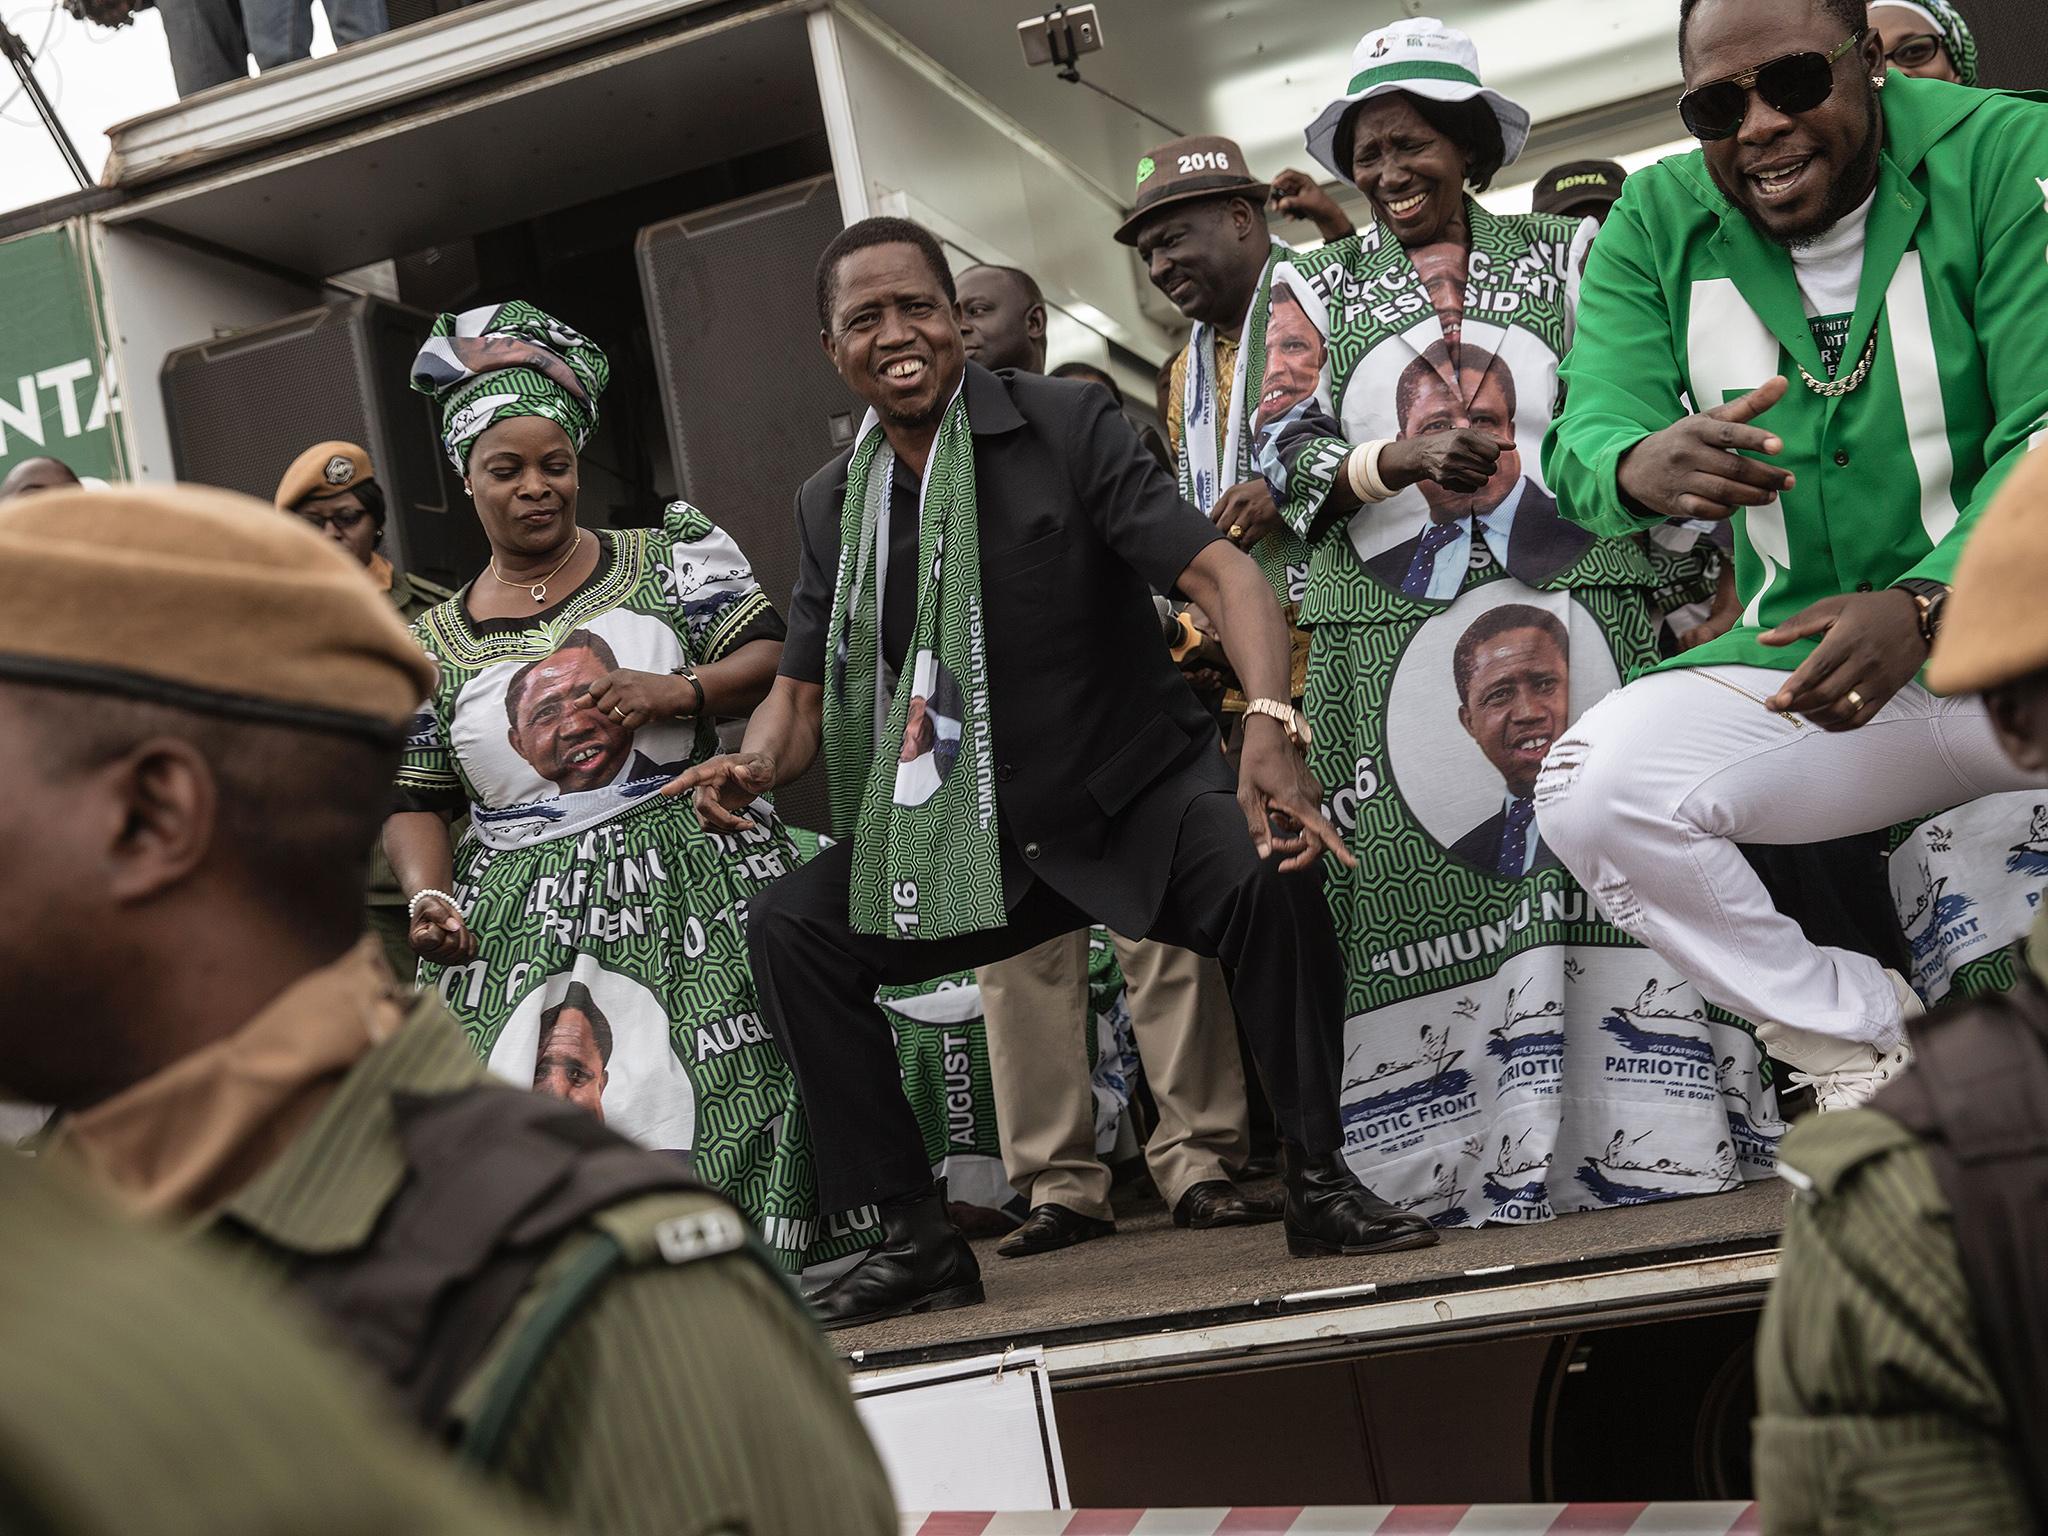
[290, 1083, 707, 1444]
[1873, 976, 2048, 1525]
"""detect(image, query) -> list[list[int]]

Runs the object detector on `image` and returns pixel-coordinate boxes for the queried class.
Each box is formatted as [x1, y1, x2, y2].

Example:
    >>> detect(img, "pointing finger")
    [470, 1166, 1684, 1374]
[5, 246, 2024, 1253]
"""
[1705, 375, 1789, 427]
[661, 762, 719, 798]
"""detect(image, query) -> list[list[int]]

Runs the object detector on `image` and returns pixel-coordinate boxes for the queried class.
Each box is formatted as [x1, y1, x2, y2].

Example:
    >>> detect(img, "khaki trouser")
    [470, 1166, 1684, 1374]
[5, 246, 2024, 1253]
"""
[977, 932, 1249, 1218]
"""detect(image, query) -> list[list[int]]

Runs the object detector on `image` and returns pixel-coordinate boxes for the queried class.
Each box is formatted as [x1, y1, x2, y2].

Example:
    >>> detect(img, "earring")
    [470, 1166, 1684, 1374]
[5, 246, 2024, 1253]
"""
[1871, 75, 1887, 87]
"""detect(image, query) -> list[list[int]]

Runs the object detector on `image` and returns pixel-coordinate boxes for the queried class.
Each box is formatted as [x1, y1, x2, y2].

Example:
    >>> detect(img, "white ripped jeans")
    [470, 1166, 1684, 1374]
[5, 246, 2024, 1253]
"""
[1535, 666, 2041, 1051]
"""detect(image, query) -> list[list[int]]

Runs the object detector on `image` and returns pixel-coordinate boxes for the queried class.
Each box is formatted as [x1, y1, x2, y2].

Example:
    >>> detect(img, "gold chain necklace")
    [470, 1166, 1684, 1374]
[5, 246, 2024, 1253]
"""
[1798, 331, 1878, 399]
[490, 530, 583, 604]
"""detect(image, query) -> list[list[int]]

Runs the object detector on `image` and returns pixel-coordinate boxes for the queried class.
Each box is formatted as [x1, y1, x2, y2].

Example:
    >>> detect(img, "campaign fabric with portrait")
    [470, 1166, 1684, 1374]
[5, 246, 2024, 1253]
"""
[397, 502, 866, 1272]
[1174, 240, 1311, 606]
[1259, 202, 1779, 1225]
[1887, 791, 2048, 1005]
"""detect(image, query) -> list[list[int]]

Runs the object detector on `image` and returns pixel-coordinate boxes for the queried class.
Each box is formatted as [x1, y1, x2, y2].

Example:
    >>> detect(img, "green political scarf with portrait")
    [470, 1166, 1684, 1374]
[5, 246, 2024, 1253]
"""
[1176, 241, 1308, 601]
[821, 395, 1004, 941]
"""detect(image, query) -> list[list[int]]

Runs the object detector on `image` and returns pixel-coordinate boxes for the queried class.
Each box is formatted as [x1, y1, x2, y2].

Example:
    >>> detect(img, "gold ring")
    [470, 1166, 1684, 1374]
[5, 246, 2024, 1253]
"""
[1229, 525, 1245, 540]
[612, 705, 628, 719]
[1845, 689, 1865, 711]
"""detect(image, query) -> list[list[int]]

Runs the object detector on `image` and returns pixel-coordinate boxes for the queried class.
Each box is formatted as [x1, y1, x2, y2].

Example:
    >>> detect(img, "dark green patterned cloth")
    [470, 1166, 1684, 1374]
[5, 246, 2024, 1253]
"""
[410, 301, 610, 469]
[396, 504, 859, 1271]
[821, 397, 1003, 940]
[1259, 202, 1780, 1226]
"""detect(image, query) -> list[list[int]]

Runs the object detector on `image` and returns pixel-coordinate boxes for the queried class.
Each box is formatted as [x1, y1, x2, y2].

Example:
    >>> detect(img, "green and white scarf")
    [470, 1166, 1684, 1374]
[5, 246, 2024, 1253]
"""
[1178, 240, 1306, 602]
[821, 394, 1003, 940]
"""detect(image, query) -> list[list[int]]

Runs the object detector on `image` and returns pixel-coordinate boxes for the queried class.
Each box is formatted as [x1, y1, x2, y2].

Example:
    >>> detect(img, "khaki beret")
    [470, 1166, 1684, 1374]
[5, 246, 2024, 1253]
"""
[1928, 446, 2048, 696]
[0, 484, 434, 740]
[274, 441, 374, 510]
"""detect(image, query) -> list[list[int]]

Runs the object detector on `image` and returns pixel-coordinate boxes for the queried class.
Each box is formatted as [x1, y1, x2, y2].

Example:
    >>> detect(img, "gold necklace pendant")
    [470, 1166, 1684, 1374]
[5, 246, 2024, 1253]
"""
[491, 529, 583, 607]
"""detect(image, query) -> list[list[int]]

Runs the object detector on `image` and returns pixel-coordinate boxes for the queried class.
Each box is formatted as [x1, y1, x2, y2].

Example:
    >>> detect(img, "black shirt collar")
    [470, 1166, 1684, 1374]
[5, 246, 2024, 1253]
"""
[963, 360, 1027, 436]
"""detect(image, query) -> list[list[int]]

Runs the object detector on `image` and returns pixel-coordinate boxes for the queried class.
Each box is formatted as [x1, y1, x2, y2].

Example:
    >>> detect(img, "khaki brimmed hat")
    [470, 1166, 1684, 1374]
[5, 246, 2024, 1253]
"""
[1304, 17, 1531, 183]
[274, 441, 374, 510]
[1114, 135, 1270, 246]
[1927, 448, 2048, 695]
[0, 484, 433, 742]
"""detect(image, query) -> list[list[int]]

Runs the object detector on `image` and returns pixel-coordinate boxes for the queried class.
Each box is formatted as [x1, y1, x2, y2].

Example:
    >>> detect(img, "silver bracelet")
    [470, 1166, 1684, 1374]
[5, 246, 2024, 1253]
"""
[407, 888, 462, 922]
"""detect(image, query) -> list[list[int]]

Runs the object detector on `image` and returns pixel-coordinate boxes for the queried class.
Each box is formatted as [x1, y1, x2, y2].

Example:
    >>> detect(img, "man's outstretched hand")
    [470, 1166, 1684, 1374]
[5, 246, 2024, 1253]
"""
[1759, 589, 1927, 731]
[1238, 717, 1356, 874]
[1616, 377, 1795, 521]
[664, 751, 776, 833]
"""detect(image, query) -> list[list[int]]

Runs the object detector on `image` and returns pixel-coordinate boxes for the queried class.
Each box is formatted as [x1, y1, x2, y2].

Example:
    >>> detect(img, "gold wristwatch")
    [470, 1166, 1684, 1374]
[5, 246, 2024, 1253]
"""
[1892, 579, 1948, 648]
[1244, 697, 1312, 749]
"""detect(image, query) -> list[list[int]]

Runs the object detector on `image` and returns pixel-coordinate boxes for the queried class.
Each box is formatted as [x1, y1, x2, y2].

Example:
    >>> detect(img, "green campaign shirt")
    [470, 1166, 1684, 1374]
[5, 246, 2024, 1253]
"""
[1544, 77, 2048, 677]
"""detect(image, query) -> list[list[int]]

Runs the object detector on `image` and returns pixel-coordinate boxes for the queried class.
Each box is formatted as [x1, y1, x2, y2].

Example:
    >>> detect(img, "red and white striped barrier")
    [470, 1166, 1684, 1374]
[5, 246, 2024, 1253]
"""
[903, 1508, 1762, 1536]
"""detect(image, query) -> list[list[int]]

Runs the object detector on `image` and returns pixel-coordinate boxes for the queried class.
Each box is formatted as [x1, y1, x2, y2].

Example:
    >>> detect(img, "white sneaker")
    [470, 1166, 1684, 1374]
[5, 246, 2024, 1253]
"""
[1763, 972, 1921, 1114]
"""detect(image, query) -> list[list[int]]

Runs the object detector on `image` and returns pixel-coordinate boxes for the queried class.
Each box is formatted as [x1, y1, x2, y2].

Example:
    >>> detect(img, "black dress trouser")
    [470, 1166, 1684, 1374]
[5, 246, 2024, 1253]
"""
[748, 791, 1346, 1211]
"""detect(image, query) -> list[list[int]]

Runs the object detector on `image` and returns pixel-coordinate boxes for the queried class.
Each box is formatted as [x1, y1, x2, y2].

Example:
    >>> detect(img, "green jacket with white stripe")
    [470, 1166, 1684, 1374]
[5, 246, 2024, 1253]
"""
[1544, 75, 2048, 677]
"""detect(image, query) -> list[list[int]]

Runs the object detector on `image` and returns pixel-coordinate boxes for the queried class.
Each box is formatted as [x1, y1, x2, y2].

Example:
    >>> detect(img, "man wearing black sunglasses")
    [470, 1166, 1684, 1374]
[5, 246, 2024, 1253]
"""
[1539, 0, 2048, 1114]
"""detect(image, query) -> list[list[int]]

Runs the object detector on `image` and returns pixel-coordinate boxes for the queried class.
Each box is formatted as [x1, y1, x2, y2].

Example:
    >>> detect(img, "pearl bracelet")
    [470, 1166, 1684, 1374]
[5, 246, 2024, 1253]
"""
[407, 888, 462, 922]
[1346, 440, 1395, 503]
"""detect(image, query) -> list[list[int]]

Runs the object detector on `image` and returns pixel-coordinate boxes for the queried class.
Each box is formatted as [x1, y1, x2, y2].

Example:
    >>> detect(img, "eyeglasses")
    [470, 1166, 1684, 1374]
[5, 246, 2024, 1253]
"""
[1676, 31, 1865, 143]
[294, 504, 371, 533]
[1882, 33, 1945, 70]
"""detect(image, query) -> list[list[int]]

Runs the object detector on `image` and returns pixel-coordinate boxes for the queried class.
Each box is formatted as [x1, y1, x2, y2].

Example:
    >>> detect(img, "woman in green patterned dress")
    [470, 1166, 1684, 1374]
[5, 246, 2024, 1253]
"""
[383, 301, 860, 1271]
[1258, 21, 1780, 1226]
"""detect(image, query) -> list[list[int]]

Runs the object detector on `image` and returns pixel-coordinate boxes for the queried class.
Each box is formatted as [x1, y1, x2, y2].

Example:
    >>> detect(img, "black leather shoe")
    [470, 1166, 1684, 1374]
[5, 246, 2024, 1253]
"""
[806, 1193, 985, 1330]
[996, 1202, 1115, 1258]
[1280, 1142, 1439, 1258]
[1172, 1179, 1284, 1229]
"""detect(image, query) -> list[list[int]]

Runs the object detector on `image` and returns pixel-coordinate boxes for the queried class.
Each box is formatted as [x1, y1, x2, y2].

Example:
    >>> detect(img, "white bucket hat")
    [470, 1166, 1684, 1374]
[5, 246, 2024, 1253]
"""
[1304, 17, 1532, 183]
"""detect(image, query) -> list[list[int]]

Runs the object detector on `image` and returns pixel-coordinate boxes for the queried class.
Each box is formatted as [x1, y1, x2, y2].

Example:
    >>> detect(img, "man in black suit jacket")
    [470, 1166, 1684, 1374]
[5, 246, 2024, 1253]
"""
[674, 217, 1435, 1328]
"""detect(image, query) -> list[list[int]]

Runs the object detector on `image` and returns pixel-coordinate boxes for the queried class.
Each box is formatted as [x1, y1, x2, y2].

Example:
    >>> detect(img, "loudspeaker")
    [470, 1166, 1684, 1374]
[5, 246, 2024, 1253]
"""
[1963, 1, 2048, 91]
[637, 175, 851, 834]
[161, 297, 484, 589]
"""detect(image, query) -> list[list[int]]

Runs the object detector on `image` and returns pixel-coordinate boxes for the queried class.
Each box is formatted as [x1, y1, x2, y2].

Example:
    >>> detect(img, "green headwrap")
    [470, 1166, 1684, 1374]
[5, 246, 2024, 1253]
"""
[1881, 0, 1979, 87]
[409, 301, 611, 468]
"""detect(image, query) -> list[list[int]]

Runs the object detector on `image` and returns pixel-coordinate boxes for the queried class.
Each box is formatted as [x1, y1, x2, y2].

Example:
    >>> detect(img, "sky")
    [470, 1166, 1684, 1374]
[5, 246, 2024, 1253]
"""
[0, 0, 333, 216]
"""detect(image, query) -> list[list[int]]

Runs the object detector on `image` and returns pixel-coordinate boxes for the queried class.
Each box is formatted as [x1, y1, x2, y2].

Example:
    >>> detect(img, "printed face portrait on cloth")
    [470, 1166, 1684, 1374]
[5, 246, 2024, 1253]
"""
[532, 981, 612, 1119]
[489, 963, 697, 1150]
[504, 629, 632, 795]
[1398, 340, 1520, 522]
[1257, 280, 1331, 434]
[1346, 316, 1560, 575]
[1408, 241, 1468, 351]
[1259, 259, 1580, 587]
[1383, 585, 1618, 878]
[892, 650, 965, 808]
[451, 609, 694, 846]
